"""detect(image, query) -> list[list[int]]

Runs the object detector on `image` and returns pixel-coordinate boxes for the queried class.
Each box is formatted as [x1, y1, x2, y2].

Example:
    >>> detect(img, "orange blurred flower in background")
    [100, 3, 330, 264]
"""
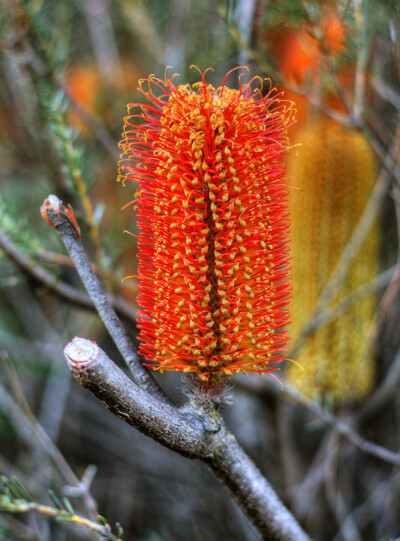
[65, 60, 140, 131]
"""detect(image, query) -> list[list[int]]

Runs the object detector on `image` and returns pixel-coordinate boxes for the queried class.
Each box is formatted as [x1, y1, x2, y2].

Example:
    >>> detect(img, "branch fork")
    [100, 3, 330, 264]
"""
[42, 195, 311, 541]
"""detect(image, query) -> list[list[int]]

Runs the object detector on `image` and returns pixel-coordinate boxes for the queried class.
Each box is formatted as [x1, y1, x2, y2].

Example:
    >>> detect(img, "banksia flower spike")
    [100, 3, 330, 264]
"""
[286, 117, 378, 403]
[119, 68, 292, 380]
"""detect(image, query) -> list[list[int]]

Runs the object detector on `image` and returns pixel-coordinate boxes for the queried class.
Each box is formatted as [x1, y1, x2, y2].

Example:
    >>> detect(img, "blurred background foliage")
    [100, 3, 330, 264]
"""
[1, 0, 400, 540]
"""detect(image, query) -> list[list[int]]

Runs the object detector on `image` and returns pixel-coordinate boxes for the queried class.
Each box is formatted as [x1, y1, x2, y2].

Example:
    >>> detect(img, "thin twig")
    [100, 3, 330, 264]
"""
[292, 432, 340, 520]
[352, 3, 369, 126]
[0, 513, 38, 540]
[356, 348, 400, 425]
[333, 73, 400, 185]
[0, 228, 138, 326]
[235, 376, 400, 467]
[290, 149, 396, 358]
[220, 0, 400, 185]
[3, 281, 71, 447]
[324, 461, 362, 541]
[119, 0, 164, 65]
[0, 362, 98, 519]
[217, 0, 354, 127]
[60, 82, 120, 161]
[294, 265, 397, 337]
[370, 73, 400, 110]
[80, 0, 125, 89]
[378, 186, 400, 312]
[34, 249, 137, 296]
[0, 500, 121, 541]
[2, 0, 120, 161]
[333, 477, 396, 540]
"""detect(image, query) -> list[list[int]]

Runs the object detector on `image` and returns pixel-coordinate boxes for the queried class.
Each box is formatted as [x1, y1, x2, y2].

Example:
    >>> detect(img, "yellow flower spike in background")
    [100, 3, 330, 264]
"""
[286, 116, 378, 404]
[119, 68, 293, 381]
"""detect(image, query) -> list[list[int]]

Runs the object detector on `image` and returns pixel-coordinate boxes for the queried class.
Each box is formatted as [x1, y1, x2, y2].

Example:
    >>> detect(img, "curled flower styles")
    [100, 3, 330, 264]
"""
[119, 68, 292, 380]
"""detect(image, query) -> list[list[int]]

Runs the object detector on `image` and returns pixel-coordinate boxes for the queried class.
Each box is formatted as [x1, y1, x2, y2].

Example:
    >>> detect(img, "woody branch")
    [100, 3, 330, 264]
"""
[41, 195, 311, 541]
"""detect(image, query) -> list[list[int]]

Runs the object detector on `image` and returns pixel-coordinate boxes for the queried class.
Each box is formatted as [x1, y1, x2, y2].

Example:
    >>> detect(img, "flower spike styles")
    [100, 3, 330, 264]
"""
[119, 68, 293, 381]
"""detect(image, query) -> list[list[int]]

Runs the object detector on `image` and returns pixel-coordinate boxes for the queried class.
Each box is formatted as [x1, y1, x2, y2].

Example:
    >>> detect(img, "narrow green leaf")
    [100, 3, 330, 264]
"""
[62, 497, 74, 515]
[48, 490, 63, 511]
[10, 476, 33, 502]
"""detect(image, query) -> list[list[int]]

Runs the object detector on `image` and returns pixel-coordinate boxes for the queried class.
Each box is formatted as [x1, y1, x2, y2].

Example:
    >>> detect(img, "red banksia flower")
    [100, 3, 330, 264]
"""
[118, 68, 292, 380]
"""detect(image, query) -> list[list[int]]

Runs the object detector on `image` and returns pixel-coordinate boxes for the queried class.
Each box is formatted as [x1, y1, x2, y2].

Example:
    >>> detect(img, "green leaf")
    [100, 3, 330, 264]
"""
[48, 490, 63, 511]
[62, 497, 74, 515]
[97, 514, 108, 526]
[10, 477, 32, 502]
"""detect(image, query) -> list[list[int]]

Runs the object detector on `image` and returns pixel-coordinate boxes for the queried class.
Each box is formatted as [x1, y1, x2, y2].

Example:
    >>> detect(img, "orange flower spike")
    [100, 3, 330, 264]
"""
[119, 68, 293, 380]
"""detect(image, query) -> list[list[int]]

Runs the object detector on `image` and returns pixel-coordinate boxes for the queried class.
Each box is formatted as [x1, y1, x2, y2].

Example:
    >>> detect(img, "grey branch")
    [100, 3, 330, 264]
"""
[40, 195, 167, 403]
[64, 337, 311, 541]
[64, 338, 206, 457]
[207, 425, 310, 540]
[43, 194, 312, 540]
[356, 347, 400, 425]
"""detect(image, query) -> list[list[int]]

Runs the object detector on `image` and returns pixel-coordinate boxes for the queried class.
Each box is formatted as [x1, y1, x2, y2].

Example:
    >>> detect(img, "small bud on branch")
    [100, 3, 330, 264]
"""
[41, 194, 81, 239]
